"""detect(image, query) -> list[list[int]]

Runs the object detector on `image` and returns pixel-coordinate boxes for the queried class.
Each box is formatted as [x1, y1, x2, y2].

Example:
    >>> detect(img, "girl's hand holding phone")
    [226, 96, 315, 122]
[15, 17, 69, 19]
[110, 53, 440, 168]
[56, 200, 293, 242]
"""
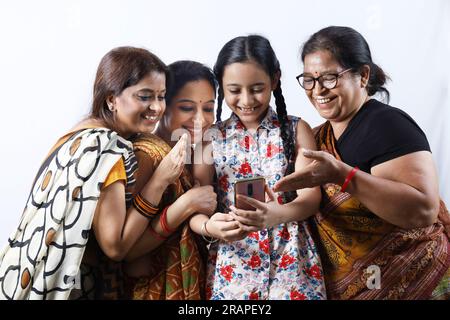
[205, 212, 249, 242]
[229, 185, 283, 231]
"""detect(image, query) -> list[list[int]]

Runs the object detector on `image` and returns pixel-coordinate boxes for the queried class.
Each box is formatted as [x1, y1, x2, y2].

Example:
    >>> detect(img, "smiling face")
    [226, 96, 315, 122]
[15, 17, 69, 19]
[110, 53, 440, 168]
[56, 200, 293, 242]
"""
[161, 79, 215, 145]
[303, 50, 369, 127]
[108, 71, 166, 138]
[222, 61, 275, 130]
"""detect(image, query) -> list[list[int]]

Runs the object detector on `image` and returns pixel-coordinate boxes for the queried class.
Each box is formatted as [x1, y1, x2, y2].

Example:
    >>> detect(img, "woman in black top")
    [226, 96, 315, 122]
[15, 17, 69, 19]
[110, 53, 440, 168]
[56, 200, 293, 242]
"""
[273, 26, 450, 299]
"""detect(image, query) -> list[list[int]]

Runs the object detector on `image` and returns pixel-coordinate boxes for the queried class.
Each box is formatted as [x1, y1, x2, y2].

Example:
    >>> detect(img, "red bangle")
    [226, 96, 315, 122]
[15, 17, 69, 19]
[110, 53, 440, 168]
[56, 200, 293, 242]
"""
[341, 166, 359, 193]
[160, 206, 174, 234]
[148, 224, 167, 241]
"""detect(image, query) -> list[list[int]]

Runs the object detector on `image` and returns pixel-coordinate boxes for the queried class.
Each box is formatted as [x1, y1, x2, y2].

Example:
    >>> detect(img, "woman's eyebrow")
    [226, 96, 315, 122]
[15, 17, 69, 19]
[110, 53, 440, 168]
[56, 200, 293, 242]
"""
[138, 88, 166, 94]
[226, 82, 266, 87]
[176, 98, 196, 103]
[303, 69, 337, 75]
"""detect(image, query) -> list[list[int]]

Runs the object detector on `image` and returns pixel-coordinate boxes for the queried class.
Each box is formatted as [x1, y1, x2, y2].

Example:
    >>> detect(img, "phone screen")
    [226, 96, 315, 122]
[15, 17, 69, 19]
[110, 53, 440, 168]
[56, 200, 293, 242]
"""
[234, 177, 265, 210]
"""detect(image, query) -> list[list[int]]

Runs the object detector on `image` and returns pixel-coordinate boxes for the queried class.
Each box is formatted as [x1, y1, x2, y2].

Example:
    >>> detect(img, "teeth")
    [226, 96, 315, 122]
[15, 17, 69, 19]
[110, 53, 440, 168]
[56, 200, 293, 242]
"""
[316, 98, 331, 104]
[239, 107, 256, 111]
[144, 115, 157, 120]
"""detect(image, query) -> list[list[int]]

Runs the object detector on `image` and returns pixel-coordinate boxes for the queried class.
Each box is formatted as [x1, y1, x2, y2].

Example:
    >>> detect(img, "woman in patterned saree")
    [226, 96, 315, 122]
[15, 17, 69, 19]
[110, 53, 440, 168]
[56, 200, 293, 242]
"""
[274, 26, 450, 299]
[122, 60, 218, 299]
[0, 46, 188, 300]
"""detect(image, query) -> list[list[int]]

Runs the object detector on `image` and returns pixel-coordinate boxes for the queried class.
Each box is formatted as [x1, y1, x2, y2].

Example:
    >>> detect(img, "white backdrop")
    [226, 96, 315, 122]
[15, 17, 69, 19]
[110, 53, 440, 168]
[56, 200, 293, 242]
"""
[0, 0, 449, 239]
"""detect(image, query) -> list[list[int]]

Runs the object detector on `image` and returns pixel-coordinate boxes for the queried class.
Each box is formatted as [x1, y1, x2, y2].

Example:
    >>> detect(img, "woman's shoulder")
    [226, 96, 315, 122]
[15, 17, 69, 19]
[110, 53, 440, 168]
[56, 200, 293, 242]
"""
[68, 118, 110, 133]
[294, 118, 313, 132]
[341, 99, 431, 170]
[74, 127, 132, 151]
[361, 99, 415, 123]
[51, 124, 129, 159]
[285, 114, 312, 135]
[344, 99, 426, 139]
[63, 119, 121, 142]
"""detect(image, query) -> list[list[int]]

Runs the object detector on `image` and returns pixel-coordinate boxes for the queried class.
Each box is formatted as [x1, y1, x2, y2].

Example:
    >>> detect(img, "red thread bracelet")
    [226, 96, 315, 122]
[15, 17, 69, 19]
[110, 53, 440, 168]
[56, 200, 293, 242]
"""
[341, 166, 359, 193]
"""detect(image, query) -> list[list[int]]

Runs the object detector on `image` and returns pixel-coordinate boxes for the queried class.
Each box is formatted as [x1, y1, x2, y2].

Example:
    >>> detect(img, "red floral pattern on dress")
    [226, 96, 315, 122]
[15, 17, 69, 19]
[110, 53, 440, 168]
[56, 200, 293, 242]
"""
[267, 142, 273, 158]
[266, 142, 281, 158]
[248, 253, 262, 269]
[238, 161, 252, 176]
[290, 289, 306, 300]
[278, 226, 290, 241]
[249, 291, 259, 300]
[238, 135, 256, 150]
[219, 174, 229, 191]
[259, 239, 269, 254]
[279, 254, 296, 269]
[220, 265, 234, 282]
[306, 264, 322, 280]
[248, 232, 259, 240]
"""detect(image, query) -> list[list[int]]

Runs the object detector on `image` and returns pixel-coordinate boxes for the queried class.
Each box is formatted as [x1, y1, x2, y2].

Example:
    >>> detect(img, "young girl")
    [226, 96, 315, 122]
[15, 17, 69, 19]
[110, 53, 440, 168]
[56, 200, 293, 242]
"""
[190, 35, 327, 300]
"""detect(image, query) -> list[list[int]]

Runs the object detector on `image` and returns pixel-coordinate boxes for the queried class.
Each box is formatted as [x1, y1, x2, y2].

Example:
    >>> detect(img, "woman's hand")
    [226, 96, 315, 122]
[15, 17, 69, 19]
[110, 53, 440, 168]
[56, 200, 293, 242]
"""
[152, 134, 188, 187]
[273, 148, 346, 193]
[182, 182, 217, 216]
[229, 185, 282, 231]
[206, 212, 249, 242]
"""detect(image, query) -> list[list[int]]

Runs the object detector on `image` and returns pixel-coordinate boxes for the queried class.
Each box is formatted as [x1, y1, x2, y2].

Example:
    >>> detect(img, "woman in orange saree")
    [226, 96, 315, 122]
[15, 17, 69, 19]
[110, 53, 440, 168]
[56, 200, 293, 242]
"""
[123, 60, 218, 299]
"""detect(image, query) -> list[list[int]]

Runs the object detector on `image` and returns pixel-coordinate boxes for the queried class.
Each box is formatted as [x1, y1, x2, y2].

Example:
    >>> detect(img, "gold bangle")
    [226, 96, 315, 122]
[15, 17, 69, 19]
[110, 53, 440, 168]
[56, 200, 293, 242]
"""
[201, 221, 218, 244]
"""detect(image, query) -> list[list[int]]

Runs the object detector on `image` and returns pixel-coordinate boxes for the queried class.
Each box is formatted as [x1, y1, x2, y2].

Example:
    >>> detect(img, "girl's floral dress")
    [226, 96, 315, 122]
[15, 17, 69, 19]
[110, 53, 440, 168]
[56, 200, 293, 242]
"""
[206, 107, 326, 300]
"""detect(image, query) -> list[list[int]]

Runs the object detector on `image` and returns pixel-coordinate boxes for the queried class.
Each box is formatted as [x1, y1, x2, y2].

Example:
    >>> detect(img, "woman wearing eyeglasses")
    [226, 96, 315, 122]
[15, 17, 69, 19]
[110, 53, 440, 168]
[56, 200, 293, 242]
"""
[274, 26, 450, 300]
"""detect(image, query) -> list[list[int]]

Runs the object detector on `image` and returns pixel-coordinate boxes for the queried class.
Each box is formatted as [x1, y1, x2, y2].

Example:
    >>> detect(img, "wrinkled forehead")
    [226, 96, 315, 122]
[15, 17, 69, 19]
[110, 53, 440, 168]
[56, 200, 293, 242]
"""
[303, 50, 342, 75]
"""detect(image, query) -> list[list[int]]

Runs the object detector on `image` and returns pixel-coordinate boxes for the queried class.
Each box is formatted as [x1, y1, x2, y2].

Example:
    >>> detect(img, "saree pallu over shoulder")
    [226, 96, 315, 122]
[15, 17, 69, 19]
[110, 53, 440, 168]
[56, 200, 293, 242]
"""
[0, 128, 137, 300]
[125, 134, 206, 300]
[310, 122, 450, 300]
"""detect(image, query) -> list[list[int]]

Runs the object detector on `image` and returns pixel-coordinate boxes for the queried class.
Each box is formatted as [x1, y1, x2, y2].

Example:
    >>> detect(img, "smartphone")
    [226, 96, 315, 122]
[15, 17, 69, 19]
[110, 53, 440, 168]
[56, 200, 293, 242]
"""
[234, 176, 265, 210]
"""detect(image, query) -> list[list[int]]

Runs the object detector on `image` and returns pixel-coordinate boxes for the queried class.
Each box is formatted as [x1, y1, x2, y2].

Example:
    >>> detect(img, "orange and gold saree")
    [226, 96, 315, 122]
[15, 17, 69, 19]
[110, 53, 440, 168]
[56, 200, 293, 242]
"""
[309, 122, 450, 300]
[124, 134, 207, 300]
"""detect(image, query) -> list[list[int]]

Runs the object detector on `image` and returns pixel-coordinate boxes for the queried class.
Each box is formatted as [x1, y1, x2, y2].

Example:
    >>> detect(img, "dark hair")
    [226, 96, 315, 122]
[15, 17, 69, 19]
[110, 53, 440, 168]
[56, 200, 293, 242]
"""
[90, 46, 168, 132]
[301, 26, 390, 102]
[165, 60, 217, 106]
[214, 35, 295, 167]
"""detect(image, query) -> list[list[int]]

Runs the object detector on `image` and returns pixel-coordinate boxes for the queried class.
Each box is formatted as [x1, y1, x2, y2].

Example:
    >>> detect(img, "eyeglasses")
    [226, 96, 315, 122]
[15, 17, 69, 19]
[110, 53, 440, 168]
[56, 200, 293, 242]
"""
[296, 68, 353, 90]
